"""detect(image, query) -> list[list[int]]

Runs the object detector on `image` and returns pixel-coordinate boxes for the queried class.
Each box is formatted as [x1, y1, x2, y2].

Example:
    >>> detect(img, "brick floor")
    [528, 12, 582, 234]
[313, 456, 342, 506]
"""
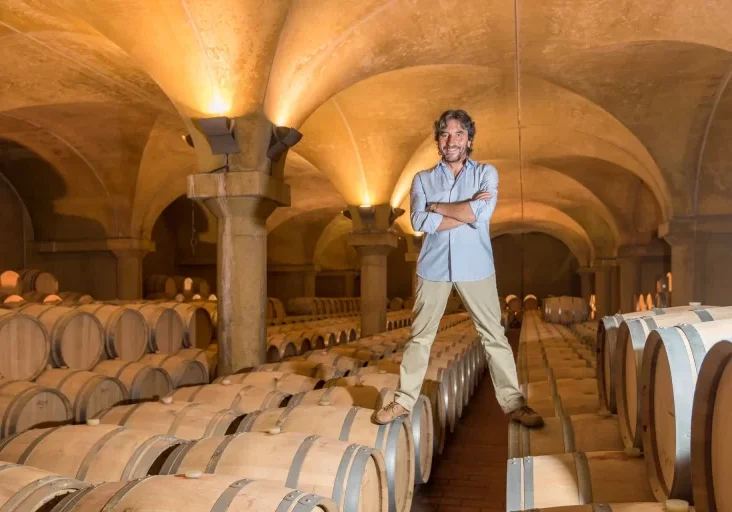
[411, 329, 518, 512]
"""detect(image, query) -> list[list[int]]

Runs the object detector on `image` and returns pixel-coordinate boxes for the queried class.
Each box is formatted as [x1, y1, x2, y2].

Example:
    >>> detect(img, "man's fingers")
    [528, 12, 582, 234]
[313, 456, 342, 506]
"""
[474, 191, 492, 200]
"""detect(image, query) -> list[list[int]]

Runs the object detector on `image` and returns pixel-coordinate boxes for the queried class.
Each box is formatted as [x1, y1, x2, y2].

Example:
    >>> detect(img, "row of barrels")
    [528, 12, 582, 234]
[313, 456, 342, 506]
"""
[285, 296, 361, 317]
[144, 274, 212, 299]
[0, 300, 215, 381]
[510, 308, 730, 512]
[0, 268, 59, 295]
[265, 310, 414, 362]
[542, 295, 589, 325]
[0, 311, 481, 512]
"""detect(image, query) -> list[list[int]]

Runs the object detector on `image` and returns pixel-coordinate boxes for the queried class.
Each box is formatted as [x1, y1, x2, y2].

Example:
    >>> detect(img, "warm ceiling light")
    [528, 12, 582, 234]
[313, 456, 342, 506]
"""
[197, 117, 239, 155]
[267, 126, 302, 161]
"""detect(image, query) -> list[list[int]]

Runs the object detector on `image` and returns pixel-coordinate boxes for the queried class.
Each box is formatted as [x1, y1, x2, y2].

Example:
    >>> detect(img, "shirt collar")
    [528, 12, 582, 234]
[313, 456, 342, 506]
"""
[438, 157, 476, 176]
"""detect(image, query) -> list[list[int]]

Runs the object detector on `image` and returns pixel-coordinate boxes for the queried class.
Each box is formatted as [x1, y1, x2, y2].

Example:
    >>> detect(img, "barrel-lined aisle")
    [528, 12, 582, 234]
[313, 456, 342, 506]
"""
[0, 305, 488, 512]
[506, 300, 732, 512]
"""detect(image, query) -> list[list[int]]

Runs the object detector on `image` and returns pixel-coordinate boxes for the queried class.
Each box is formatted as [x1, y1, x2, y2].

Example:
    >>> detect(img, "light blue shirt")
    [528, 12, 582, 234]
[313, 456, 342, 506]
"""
[410, 158, 498, 282]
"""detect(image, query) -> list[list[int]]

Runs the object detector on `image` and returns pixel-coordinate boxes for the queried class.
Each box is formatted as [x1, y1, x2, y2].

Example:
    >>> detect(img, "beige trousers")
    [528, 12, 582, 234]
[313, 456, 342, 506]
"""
[394, 274, 525, 414]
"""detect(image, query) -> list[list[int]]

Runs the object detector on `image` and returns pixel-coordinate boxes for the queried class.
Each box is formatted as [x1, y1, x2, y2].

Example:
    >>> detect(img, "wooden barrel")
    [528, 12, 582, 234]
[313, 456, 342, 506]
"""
[214, 371, 323, 394]
[639, 319, 732, 503]
[95, 399, 244, 440]
[21, 292, 62, 304]
[523, 294, 539, 311]
[51, 474, 337, 512]
[691, 339, 732, 512]
[0, 423, 184, 483]
[190, 278, 211, 297]
[122, 303, 184, 354]
[506, 294, 521, 313]
[92, 360, 173, 402]
[0, 309, 50, 380]
[0, 270, 22, 295]
[18, 269, 58, 294]
[236, 404, 414, 512]
[296, 351, 364, 372]
[0, 379, 72, 436]
[290, 384, 434, 485]
[18, 304, 104, 370]
[35, 369, 128, 423]
[0, 462, 90, 510]
[77, 304, 148, 361]
[163, 303, 213, 349]
[506, 451, 654, 510]
[286, 297, 316, 316]
[266, 334, 307, 363]
[159, 431, 387, 512]
[144, 275, 176, 297]
[615, 306, 732, 450]
[253, 361, 346, 381]
[168, 382, 289, 414]
[596, 305, 705, 413]
[189, 301, 217, 329]
[389, 297, 404, 311]
[268, 297, 285, 319]
[171, 276, 194, 294]
[57, 292, 95, 305]
[507, 413, 623, 459]
[139, 354, 208, 388]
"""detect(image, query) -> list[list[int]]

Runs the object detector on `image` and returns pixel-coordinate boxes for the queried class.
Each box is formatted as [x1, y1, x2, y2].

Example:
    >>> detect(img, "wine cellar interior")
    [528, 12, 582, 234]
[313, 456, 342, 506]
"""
[0, 1, 731, 512]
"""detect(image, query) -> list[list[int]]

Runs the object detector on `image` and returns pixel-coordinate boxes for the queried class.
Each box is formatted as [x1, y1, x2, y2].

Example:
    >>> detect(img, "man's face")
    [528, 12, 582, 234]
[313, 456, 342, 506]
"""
[438, 119, 471, 163]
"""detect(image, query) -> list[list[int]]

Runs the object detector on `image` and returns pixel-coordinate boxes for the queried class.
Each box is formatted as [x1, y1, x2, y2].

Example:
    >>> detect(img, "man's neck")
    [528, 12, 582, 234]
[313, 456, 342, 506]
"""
[443, 157, 468, 177]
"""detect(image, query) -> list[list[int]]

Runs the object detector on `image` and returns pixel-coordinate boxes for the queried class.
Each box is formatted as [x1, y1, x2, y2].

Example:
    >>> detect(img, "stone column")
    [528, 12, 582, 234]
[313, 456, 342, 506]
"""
[343, 272, 356, 297]
[303, 270, 317, 297]
[618, 257, 641, 314]
[188, 172, 289, 375]
[660, 221, 703, 307]
[594, 267, 614, 318]
[578, 269, 593, 306]
[349, 231, 399, 337]
[110, 239, 155, 300]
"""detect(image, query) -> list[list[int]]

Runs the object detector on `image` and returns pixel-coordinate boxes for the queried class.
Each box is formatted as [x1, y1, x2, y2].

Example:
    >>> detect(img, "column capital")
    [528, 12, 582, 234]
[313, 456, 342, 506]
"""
[348, 230, 399, 255]
[187, 171, 290, 219]
[344, 204, 404, 232]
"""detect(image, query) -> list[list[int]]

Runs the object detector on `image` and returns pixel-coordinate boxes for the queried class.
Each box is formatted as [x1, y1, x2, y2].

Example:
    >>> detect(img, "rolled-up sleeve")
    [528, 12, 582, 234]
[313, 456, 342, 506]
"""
[410, 173, 443, 234]
[468, 164, 499, 226]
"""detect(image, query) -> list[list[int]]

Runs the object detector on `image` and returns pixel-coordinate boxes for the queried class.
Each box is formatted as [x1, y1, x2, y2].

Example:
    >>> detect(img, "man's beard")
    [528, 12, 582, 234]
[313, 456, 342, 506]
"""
[442, 146, 467, 162]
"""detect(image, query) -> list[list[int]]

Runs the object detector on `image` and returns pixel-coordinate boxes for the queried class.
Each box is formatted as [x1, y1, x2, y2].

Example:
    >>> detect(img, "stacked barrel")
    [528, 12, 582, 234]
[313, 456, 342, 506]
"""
[0, 310, 486, 512]
[0, 298, 217, 434]
[542, 295, 589, 325]
[508, 302, 732, 512]
[0, 268, 96, 308]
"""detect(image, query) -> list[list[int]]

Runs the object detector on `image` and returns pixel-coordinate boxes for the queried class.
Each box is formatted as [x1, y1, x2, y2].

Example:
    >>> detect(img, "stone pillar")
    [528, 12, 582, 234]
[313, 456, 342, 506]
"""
[660, 221, 703, 307]
[618, 257, 641, 314]
[594, 267, 614, 318]
[188, 172, 289, 375]
[110, 239, 155, 300]
[578, 269, 593, 305]
[343, 272, 356, 297]
[349, 231, 399, 337]
[303, 270, 317, 297]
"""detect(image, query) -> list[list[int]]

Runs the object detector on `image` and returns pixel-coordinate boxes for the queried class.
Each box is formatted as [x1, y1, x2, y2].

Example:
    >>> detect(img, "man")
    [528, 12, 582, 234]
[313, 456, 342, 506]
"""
[374, 109, 543, 428]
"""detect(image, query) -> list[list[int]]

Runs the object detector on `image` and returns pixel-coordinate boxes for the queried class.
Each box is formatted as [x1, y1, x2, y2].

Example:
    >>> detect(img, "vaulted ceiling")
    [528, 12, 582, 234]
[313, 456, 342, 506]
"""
[2, 0, 732, 269]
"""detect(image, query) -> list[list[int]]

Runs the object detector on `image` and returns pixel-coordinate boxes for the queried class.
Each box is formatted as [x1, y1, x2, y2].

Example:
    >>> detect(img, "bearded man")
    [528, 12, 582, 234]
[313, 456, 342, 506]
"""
[374, 109, 543, 428]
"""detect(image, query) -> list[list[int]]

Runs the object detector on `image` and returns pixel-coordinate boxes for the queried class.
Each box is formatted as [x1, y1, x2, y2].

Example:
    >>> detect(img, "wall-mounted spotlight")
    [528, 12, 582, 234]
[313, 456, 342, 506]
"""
[268, 126, 302, 161]
[389, 207, 405, 225]
[181, 134, 195, 148]
[197, 117, 239, 155]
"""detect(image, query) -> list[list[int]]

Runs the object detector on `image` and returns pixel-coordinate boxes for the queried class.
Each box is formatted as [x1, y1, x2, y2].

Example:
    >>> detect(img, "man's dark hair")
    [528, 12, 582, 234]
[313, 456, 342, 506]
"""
[433, 110, 476, 155]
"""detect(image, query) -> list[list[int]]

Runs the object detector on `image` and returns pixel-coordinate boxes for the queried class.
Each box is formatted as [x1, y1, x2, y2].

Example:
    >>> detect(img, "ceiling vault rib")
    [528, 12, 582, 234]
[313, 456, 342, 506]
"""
[0, 21, 174, 114]
[0, 112, 121, 237]
[180, 0, 220, 99]
[331, 97, 369, 204]
[513, 0, 527, 295]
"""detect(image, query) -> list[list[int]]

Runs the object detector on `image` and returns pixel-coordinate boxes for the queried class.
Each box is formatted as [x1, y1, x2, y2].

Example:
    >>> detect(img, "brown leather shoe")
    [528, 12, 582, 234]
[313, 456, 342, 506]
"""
[373, 401, 409, 424]
[508, 405, 544, 428]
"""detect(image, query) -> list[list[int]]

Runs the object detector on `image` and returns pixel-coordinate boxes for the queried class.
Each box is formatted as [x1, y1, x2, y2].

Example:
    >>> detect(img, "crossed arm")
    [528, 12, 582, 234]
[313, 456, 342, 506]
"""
[410, 169, 499, 234]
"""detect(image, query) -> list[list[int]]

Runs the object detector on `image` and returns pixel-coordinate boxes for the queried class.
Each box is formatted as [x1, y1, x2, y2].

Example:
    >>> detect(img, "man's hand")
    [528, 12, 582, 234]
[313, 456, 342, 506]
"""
[473, 190, 492, 201]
